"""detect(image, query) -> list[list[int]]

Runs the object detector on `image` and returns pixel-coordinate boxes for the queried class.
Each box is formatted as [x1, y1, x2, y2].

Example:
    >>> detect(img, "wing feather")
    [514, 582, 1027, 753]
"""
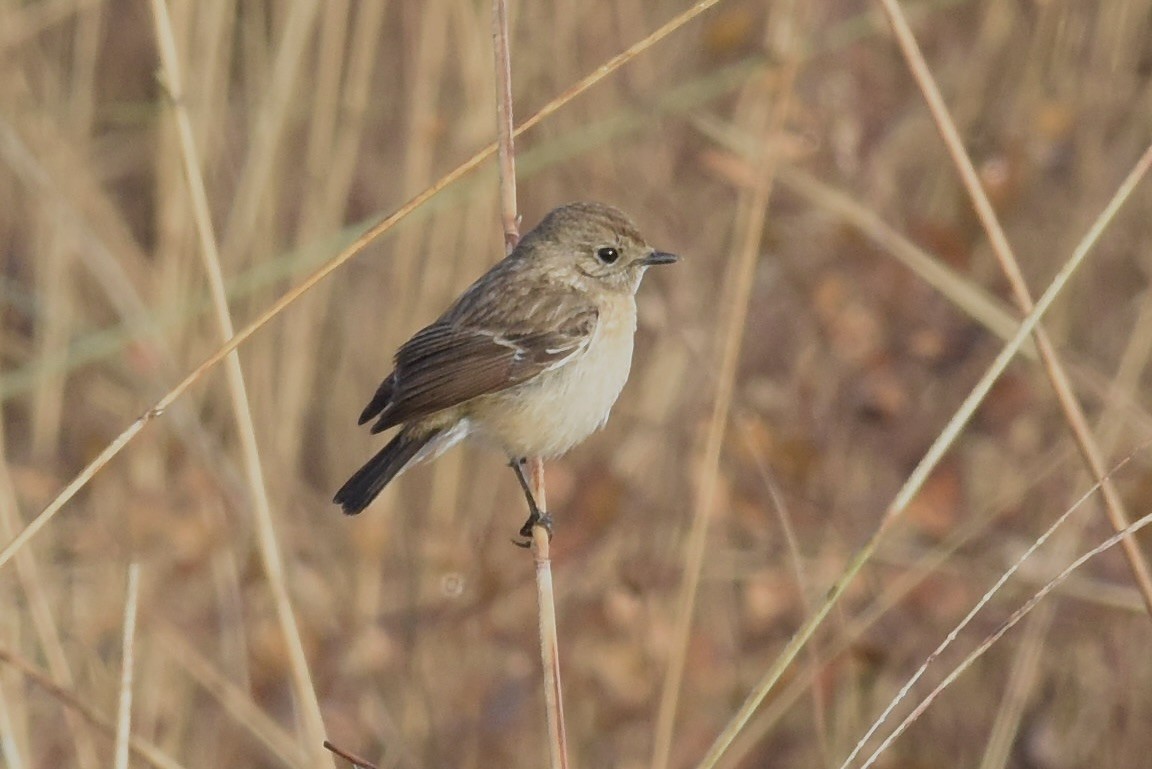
[363, 292, 596, 433]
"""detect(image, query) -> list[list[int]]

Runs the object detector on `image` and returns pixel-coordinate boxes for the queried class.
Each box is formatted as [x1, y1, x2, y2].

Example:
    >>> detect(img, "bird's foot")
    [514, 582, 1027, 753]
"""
[513, 510, 553, 548]
[508, 457, 553, 547]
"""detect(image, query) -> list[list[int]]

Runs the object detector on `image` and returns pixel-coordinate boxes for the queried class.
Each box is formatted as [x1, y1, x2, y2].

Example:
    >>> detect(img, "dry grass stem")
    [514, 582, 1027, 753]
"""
[493, 0, 520, 251]
[529, 456, 569, 769]
[697, 138, 1152, 769]
[710, 447, 1061, 769]
[0, 645, 188, 769]
[840, 445, 1146, 769]
[0, 419, 146, 571]
[9, 2, 1152, 767]
[156, 626, 310, 769]
[738, 420, 832, 765]
[0, 426, 97, 766]
[0, 0, 723, 576]
[651, 7, 801, 767]
[492, 0, 568, 766]
[887, 140, 1152, 522]
[218, 0, 321, 262]
[149, 1, 330, 763]
[774, 165, 1029, 357]
[0, 0, 102, 53]
[859, 503, 1152, 769]
[323, 740, 379, 769]
[977, 225, 1152, 769]
[875, 0, 1152, 614]
[113, 564, 140, 769]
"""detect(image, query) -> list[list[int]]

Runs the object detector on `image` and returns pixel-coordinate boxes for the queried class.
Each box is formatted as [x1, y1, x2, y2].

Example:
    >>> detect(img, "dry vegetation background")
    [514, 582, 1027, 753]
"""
[3, 0, 1152, 768]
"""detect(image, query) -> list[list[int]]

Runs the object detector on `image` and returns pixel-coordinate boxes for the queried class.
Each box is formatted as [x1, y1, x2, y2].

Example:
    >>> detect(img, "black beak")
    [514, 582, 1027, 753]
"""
[642, 250, 679, 266]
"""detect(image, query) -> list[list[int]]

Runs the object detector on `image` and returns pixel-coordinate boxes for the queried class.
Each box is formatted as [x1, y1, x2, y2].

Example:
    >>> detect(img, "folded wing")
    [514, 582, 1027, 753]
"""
[360, 299, 597, 434]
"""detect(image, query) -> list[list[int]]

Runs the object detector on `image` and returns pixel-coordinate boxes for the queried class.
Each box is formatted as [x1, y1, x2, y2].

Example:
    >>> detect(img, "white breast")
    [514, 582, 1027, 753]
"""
[472, 295, 637, 459]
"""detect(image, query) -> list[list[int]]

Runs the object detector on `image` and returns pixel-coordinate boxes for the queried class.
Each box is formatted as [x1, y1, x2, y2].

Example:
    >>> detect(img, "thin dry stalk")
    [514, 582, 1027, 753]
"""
[838, 445, 1147, 769]
[737, 420, 831, 767]
[0, 645, 189, 769]
[773, 165, 1028, 356]
[723, 145, 1152, 766]
[718, 150, 1152, 444]
[976, 246, 1152, 769]
[693, 139, 1152, 769]
[30, 221, 70, 458]
[875, 0, 1152, 759]
[0, 0, 726, 575]
[114, 564, 140, 769]
[0, 683, 21, 769]
[156, 626, 309, 769]
[148, 2, 330, 764]
[651, 8, 800, 768]
[529, 457, 569, 769]
[857, 504, 1152, 769]
[0, 433, 97, 767]
[218, 0, 321, 262]
[272, 0, 350, 465]
[773, 163, 1152, 440]
[0, 0, 102, 52]
[875, 0, 1152, 615]
[278, 0, 388, 467]
[493, 0, 519, 250]
[713, 445, 1077, 769]
[976, 603, 1055, 769]
[491, 2, 566, 765]
[323, 739, 378, 769]
[886, 142, 1152, 521]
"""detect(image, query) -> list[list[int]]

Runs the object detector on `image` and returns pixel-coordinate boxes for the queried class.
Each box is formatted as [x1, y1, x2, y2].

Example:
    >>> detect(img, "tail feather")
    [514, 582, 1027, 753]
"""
[334, 427, 436, 515]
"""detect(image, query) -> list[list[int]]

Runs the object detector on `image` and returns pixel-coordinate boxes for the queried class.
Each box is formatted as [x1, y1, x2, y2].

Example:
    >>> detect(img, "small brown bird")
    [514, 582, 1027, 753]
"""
[334, 202, 677, 537]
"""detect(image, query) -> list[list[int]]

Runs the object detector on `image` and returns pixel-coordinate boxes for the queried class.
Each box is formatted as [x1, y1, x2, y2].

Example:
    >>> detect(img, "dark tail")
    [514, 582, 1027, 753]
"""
[334, 427, 437, 515]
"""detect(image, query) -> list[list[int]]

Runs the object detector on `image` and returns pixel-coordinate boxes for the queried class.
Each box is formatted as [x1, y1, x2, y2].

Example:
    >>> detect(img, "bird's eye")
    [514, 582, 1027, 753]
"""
[596, 246, 620, 264]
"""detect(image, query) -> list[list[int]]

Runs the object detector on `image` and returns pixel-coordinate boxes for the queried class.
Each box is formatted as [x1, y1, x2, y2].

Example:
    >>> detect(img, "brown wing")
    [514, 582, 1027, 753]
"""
[361, 298, 597, 434]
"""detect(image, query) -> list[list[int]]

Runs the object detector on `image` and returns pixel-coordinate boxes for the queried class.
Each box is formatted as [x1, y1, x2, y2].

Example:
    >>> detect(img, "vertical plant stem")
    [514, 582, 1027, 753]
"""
[0, 0, 724, 577]
[113, 564, 140, 769]
[857, 507, 1152, 769]
[651, 6, 801, 767]
[694, 138, 1152, 769]
[493, 0, 519, 251]
[492, 1, 567, 766]
[148, 1, 331, 764]
[875, 0, 1152, 616]
[528, 456, 568, 769]
[0, 645, 187, 769]
[0, 426, 97, 767]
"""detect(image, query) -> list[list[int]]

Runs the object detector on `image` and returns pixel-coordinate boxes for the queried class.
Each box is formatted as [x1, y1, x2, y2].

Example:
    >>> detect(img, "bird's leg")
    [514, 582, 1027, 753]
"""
[509, 457, 553, 544]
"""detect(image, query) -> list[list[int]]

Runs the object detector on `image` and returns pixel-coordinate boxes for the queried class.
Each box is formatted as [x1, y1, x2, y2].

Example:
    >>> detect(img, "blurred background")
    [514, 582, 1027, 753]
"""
[2, 0, 1152, 767]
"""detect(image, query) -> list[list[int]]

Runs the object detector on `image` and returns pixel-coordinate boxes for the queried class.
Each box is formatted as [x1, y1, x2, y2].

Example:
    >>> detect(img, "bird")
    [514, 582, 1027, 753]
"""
[333, 201, 678, 539]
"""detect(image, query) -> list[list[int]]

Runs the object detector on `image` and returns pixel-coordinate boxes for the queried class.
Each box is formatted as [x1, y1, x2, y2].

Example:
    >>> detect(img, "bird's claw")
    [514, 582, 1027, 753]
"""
[515, 509, 553, 544]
